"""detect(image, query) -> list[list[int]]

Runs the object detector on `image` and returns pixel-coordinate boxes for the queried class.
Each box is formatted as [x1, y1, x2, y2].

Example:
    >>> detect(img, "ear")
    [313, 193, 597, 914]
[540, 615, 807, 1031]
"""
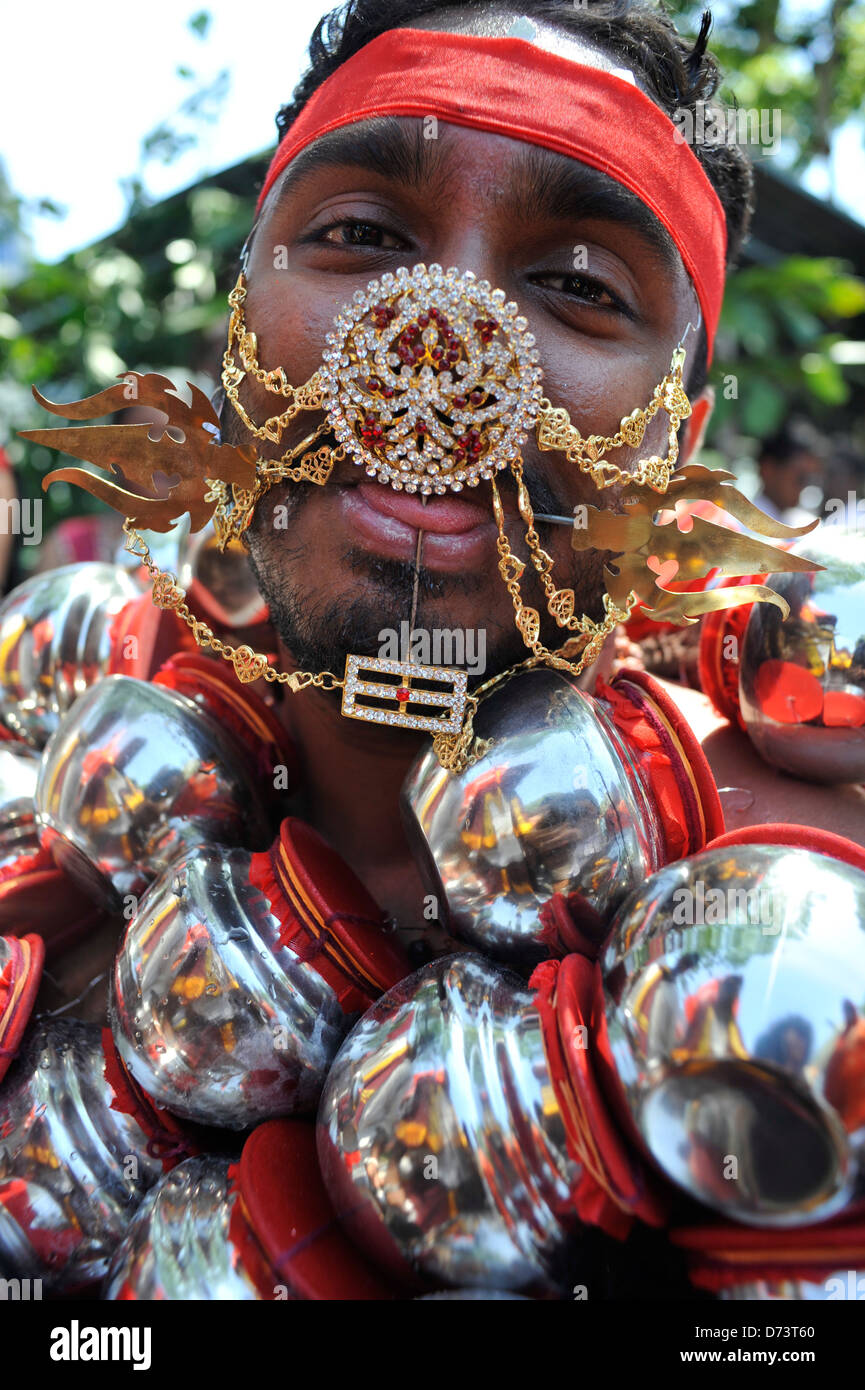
[681, 385, 714, 466]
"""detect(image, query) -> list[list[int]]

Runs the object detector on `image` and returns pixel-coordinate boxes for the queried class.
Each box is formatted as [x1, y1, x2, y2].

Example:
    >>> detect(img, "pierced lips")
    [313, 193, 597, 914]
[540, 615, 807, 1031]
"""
[354, 482, 490, 535]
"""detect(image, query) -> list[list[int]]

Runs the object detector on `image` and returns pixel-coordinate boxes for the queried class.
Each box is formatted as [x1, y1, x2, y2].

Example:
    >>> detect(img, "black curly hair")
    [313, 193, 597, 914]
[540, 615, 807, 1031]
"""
[268, 0, 754, 398]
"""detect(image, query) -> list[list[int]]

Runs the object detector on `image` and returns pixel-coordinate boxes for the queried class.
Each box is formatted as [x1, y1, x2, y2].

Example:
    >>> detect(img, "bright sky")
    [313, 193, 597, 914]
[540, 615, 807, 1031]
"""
[4, 0, 333, 262]
[4, 0, 864, 264]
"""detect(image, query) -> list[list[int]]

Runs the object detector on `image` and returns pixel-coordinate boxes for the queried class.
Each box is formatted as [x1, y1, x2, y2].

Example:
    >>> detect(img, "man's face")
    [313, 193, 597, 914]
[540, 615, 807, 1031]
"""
[227, 33, 704, 686]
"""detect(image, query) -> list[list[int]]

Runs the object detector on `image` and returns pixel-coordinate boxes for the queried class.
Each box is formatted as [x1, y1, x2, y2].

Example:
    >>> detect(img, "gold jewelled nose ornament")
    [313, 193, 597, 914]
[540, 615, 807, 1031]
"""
[23, 263, 819, 773]
[319, 263, 543, 492]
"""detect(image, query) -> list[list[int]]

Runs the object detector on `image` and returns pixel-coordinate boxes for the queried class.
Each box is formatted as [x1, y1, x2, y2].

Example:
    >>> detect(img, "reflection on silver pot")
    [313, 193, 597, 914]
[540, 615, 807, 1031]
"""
[111, 845, 352, 1130]
[103, 1157, 258, 1301]
[317, 953, 582, 1295]
[35, 674, 273, 909]
[401, 668, 669, 967]
[0, 1020, 165, 1290]
[602, 842, 865, 1226]
[0, 563, 137, 748]
[0, 744, 41, 872]
[739, 527, 865, 782]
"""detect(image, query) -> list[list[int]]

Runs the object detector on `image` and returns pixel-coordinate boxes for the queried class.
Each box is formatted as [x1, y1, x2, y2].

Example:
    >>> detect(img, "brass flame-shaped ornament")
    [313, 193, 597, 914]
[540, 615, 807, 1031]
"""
[21, 264, 821, 770]
[22, 373, 256, 532]
[569, 464, 820, 625]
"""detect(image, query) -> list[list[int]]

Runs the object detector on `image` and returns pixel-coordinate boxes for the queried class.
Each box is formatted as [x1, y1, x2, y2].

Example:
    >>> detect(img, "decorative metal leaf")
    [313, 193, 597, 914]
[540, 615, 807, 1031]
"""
[20, 373, 256, 533]
[571, 463, 823, 625]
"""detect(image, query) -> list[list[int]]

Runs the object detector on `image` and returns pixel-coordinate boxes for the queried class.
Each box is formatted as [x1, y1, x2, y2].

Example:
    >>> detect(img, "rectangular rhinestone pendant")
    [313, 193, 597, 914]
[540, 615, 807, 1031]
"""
[341, 655, 469, 735]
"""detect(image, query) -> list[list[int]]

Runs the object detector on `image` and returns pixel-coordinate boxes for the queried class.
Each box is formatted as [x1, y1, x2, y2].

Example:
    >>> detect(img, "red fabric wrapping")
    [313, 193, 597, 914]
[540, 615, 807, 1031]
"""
[531, 957, 670, 1240]
[248, 818, 408, 1016]
[597, 670, 723, 863]
[0, 847, 108, 955]
[0, 1177, 84, 1268]
[670, 1201, 865, 1292]
[0, 842, 53, 887]
[597, 679, 689, 862]
[256, 30, 725, 358]
[101, 1030, 197, 1172]
[537, 891, 607, 961]
[696, 573, 766, 728]
[707, 822, 865, 876]
[108, 592, 195, 680]
[228, 1120, 400, 1300]
[698, 603, 752, 730]
[614, 668, 725, 847]
[0, 933, 44, 1083]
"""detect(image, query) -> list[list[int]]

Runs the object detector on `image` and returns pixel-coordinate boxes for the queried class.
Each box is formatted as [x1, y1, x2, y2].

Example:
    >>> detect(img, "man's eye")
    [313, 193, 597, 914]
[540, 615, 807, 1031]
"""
[534, 273, 619, 309]
[314, 219, 403, 249]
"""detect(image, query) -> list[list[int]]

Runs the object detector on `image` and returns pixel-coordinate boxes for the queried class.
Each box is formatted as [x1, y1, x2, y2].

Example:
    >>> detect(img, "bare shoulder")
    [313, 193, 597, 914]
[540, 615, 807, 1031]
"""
[655, 677, 865, 849]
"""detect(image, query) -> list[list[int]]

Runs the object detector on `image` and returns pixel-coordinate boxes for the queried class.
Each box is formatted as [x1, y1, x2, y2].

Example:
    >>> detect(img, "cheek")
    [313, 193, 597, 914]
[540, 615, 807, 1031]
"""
[245, 270, 338, 384]
[539, 342, 672, 438]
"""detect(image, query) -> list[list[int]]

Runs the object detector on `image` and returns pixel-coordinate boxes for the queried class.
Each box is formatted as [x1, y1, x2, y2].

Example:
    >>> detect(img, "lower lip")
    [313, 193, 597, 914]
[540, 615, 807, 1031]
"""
[338, 481, 496, 571]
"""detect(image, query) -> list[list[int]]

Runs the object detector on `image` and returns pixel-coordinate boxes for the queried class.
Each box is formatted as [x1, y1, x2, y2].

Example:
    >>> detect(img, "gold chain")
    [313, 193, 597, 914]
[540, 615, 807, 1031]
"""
[122, 520, 344, 693]
[124, 270, 667, 769]
[488, 470, 633, 680]
[221, 274, 327, 448]
[535, 346, 690, 493]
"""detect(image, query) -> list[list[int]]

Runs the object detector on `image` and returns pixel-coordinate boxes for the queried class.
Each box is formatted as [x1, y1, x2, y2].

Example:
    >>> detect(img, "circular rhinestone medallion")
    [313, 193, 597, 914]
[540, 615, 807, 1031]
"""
[319, 263, 543, 494]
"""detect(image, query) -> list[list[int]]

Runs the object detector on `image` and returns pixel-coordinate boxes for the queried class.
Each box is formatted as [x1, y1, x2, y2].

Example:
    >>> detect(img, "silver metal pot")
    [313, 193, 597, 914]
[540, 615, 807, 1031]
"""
[401, 668, 664, 966]
[102, 1156, 258, 1301]
[317, 953, 581, 1295]
[0, 563, 137, 749]
[111, 845, 352, 1129]
[0, 1019, 165, 1290]
[35, 674, 273, 909]
[602, 841, 865, 1226]
[0, 744, 41, 872]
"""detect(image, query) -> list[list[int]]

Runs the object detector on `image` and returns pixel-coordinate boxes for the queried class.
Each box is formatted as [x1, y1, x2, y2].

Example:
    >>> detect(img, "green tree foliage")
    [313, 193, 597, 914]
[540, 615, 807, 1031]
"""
[714, 255, 865, 436]
[666, 0, 865, 446]
[669, 0, 865, 175]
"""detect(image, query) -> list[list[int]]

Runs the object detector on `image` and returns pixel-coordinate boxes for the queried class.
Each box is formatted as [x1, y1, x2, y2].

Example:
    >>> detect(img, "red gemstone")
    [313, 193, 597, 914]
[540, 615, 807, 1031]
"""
[396, 687, 411, 703]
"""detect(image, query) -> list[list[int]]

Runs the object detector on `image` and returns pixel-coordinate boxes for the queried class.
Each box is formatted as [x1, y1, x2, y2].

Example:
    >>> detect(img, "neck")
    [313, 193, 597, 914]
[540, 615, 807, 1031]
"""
[286, 681, 424, 863]
[276, 645, 442, 951]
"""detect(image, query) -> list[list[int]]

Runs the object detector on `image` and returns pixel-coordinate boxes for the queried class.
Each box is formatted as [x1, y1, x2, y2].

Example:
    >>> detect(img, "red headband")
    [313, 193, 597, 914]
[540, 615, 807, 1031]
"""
[257, 30, 727, 359]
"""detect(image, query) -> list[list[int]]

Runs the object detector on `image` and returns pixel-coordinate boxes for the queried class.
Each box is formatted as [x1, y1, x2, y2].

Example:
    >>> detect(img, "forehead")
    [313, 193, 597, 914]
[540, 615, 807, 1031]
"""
[403, 5, 651, 92]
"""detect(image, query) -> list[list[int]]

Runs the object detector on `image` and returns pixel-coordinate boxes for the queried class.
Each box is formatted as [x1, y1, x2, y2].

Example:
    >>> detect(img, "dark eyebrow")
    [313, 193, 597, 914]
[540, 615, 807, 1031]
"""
[263, 115, 679, 270]
[506, 144, 679, 270]
[265, 118, 450, 213]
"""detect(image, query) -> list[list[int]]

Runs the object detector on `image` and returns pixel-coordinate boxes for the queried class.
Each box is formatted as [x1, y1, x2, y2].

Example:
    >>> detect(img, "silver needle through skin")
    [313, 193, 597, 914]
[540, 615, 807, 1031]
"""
[408, 497, 427, 638]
